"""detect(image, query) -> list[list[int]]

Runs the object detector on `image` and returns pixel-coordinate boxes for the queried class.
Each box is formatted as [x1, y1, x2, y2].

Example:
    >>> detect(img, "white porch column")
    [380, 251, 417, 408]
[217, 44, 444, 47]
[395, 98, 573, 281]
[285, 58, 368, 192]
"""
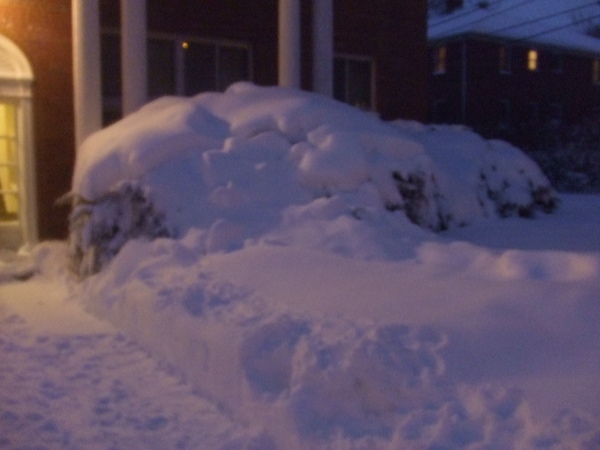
[312, 0, 333, 96]
[72, 0, 102, 148]
[278, 0, 301, 88]
[120, 0, 147, 115]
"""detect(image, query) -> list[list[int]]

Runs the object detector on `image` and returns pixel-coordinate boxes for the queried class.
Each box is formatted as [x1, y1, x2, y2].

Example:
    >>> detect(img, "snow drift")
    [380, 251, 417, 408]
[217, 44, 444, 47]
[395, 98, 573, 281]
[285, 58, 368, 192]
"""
[65, 84, 597, 449]
[68, 83, 556, 276]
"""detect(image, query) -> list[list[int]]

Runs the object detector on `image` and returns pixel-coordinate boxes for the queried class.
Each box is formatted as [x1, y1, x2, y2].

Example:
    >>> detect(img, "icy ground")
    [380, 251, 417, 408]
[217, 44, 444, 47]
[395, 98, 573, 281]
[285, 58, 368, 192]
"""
[0, 253, 268, 449]
[1, 194, 599, 449]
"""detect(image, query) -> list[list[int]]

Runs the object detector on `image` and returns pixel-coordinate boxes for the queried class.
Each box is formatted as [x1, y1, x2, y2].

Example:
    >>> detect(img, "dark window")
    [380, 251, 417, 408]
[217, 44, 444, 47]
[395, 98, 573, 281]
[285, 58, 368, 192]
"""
[183, 41, 217, 95]
[549, 53, 563, 74]
[101, 32, 122, 125]
[148, 38, 176, 98]
[334, 56, 373, 110]
[101, 32, 252, 124]
[183, 40, 251, 95]
[218, 46, 251, 92]
[499, 46, 511, 74]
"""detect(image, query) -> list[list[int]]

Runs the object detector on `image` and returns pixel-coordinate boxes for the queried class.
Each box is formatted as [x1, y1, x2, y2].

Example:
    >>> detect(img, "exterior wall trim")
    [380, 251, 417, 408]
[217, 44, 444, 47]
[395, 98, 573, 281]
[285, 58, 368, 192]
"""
[0, 34, 37, 249]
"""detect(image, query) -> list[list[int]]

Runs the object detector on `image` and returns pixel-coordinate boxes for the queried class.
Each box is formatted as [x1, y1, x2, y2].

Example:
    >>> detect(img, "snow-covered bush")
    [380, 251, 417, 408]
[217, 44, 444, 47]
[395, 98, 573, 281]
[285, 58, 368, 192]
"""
[69, 83, 557, 276]
[69, 182, 171, 277]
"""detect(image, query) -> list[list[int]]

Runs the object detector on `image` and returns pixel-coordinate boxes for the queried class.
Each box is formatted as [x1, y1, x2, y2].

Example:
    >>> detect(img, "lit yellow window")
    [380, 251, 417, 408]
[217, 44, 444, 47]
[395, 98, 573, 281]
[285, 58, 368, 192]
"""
[0, 102, 19, 221]
[528, 49, 538, 71]
[434, 46, 447, 74]
[593, 59, 600, 84]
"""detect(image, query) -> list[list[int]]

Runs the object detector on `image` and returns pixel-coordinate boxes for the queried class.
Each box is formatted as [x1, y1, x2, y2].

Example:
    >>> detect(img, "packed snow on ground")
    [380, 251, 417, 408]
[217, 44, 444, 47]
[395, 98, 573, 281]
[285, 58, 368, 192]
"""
[0, 244, 269, 449]
[1, 83, 599, 449]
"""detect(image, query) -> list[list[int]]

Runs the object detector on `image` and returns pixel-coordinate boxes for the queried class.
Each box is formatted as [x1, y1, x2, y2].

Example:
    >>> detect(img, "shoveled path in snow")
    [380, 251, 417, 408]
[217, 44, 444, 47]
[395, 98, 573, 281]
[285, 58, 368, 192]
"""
[0, 275, 263, 449]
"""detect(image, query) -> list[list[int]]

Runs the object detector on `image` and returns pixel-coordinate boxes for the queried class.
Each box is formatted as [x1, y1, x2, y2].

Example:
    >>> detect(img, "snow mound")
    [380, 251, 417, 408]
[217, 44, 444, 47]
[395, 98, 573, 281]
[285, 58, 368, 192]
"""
[76, 235, 599, 449]
[69, 83, 556, 275]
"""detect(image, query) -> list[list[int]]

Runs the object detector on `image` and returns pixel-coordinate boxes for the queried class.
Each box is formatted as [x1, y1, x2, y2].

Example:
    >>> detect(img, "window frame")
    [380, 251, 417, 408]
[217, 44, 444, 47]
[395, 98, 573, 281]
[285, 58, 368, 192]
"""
[549, 53, 563, 74]
[0, 101, 20, 222]
[593, 59, 600, 85]
[498, 45, 512, 74]
[333, 53, 376, 111]
[101, 29, 253, 124]
[433, 45, 447, 75]
[527, 49, 539, 72]
[0, 34, 37, 249]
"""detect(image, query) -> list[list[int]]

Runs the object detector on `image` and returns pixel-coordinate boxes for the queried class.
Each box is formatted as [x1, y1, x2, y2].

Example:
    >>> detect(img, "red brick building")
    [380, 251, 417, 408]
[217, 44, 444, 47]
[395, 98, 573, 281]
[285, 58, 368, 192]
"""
[99, 0, 428, 123]
[0, 0, 428, 249]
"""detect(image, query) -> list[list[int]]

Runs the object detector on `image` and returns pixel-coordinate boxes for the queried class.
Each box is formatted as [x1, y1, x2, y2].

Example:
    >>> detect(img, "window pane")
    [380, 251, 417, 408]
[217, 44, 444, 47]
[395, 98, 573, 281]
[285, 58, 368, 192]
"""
[333, 58, 347, 102]
[0, 192, 18, 220]
[347, 59, 372, 110]
[499, 46, 511, 73]
[0, 103, 18, 221]
[333, 57, 373, 110]
[217, 46, 250, 91]
[550, 54, 563, 73]
[528, 50, 538, 71]
[434, 46, 447, 74]
[184, 42, 216, 95]
[148, 38, 176, 98]
[101, 33, 121, 98]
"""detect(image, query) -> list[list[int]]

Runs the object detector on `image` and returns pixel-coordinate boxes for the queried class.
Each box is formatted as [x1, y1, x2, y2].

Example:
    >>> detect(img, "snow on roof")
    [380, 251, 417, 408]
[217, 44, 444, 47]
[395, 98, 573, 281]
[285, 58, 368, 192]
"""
[429, 0, 600, 55]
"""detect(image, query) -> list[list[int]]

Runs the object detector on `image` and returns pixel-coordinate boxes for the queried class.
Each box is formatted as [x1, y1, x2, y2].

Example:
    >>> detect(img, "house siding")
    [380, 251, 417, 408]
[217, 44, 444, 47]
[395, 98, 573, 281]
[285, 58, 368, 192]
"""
[101, 0, 428, 121]
[429, 36, 600, 147]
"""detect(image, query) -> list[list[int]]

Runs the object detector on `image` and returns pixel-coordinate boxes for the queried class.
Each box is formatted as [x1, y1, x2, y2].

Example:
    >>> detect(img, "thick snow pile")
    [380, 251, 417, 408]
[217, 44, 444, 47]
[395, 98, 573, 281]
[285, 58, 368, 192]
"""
[69, 83, 555, 275]
[61, 84, 600, 449]
[75, 225, 600, 449]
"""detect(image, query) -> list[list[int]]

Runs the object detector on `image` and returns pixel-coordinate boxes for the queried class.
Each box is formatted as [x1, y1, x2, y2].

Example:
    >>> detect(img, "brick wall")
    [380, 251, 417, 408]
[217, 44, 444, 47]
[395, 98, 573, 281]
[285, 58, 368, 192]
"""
[101, 0, 428, 121]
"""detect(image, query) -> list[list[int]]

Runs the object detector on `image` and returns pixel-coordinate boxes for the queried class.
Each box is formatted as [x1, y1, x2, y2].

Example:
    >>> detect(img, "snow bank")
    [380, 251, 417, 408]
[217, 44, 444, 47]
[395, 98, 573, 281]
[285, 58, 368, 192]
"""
[76, 233, 600, 449]
[69, 83, 555, 275]
[67, 84, 597, 449]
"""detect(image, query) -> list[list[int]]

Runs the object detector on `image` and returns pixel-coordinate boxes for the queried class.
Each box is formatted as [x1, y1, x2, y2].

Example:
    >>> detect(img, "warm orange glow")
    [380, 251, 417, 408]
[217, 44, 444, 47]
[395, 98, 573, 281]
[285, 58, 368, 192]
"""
[434, 46, 447, 74]
[528, 49, 538, 71]
[182, 41, 189, 50]
[0, 102, 19, 221]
